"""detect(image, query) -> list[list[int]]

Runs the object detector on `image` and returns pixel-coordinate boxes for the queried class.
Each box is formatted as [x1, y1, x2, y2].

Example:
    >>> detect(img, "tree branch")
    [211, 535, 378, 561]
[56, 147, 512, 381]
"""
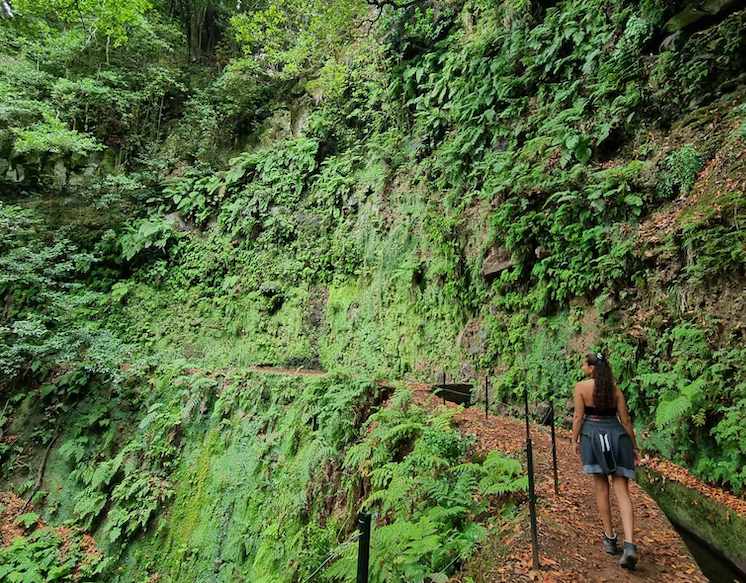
[73, 0, 91, 39]
[366, 0, 427, 8]
[359, 0, 428, 33]
[22, 427, 61, 512]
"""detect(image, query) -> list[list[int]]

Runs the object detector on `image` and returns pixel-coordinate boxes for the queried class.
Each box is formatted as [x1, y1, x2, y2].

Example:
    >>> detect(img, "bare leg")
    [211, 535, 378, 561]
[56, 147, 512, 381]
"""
[612, 476, 635, 543]
[592, 475, 613, 536]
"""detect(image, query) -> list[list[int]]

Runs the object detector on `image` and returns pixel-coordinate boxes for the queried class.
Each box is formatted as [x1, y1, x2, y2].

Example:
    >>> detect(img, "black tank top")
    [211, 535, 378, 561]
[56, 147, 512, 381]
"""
[585, 405, 617, 417]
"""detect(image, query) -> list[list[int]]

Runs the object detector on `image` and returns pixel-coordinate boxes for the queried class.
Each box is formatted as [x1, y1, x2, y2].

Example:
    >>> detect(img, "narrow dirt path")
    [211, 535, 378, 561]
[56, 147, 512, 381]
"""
[4, 366, 726, 582]
[408, 384, 707, 583]
[248, 365, 328, 377]
[247, 367, 739, 581]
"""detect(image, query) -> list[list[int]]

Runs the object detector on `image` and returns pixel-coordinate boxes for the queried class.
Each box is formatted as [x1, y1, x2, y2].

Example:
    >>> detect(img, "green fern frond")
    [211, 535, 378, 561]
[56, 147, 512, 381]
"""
[655, 394, 692, 428]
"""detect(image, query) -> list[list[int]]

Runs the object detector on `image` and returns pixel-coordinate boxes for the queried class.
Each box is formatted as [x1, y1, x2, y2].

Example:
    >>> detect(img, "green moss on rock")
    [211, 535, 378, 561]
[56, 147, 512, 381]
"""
[639, 466, 746, 572]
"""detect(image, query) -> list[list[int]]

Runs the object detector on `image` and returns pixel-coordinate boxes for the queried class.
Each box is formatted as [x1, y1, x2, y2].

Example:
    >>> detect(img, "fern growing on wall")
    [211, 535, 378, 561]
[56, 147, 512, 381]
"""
[331, 389, 526, 582]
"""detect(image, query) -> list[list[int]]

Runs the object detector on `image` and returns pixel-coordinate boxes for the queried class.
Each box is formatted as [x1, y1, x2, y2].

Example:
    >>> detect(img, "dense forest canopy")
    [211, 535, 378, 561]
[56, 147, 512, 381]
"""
[1, 0, 745, 580]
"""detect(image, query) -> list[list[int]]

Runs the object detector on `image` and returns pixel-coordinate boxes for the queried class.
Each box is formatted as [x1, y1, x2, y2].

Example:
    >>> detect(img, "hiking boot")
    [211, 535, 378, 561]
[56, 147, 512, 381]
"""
[602, 532, 620, 555]
[619, 541, 638, 570]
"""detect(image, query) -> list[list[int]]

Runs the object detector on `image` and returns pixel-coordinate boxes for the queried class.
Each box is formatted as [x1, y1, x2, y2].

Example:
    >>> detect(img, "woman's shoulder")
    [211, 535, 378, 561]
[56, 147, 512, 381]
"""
[574, 379, 594, 392]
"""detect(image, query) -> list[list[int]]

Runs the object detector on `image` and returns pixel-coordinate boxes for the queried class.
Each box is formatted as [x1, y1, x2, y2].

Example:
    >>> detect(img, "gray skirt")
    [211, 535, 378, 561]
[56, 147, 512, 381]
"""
[580, 416, 635, 479]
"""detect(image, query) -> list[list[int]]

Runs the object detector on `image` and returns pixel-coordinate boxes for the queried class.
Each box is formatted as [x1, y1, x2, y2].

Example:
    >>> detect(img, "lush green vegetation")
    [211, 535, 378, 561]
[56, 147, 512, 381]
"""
[3, 368, 525, 581]
[1, 0, 745, 579]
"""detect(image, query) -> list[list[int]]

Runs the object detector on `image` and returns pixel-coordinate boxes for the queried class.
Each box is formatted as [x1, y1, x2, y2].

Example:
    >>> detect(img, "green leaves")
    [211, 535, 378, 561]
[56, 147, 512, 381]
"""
[655, 379, 705, 429]
[564, 134, 592, 165]
[339, 389, 524, 581]
[72, 490, 108, 530]
[0, 203, 124, 394]
[118, 218, 177, 262]
[2, 4, 745, 583]
[12, 116, 103, 158]
[0, 526, 107, 583]
[1, 0, 183, 186]
[14, 0, 153, 45]
[15, 512, 40, 530]
[651, 10, 745, 119]
[110, 282, 130, 304]
[656, 145, 704, 200]
[623, 193, 643, 209]
[229, 0, 365, 80]
[479, 452, 528, 496]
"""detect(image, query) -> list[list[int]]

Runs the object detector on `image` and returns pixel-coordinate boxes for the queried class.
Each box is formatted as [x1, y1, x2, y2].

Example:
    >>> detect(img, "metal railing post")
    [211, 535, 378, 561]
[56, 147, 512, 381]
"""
[524, 390, 540, 570]
[549, 400, 559, 495]
[356, 512, 371, 583]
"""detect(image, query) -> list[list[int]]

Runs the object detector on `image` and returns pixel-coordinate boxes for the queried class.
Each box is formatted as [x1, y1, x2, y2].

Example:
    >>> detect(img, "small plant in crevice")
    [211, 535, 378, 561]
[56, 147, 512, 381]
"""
[656, 145, 704, 201]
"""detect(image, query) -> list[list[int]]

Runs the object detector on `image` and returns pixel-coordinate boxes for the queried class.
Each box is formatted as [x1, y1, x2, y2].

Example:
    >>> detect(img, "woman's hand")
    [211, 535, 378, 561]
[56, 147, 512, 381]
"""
[575, 442, 581, 457]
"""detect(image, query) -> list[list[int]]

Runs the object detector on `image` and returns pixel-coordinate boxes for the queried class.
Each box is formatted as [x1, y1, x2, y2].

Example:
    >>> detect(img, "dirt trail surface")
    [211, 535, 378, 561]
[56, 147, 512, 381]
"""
[246, 367, 742, 581]
[2, 366, 734, 582]
[407, 383, 708, 583]
[248, 365, 328, 377]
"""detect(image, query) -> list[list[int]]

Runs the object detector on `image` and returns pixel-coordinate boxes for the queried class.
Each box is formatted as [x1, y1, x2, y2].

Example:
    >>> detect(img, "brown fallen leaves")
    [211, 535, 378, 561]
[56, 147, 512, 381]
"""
[1, 491, 102, 576]
[0, 491, 27, 545]
[640, 455, 746, 517]
[407, 384, 709, 582]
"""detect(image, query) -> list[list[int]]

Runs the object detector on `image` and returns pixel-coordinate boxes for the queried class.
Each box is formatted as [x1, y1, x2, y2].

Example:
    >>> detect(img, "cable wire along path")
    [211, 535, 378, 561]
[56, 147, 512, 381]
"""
[250, 366, 723, 582]
[408, 382, 710, 583]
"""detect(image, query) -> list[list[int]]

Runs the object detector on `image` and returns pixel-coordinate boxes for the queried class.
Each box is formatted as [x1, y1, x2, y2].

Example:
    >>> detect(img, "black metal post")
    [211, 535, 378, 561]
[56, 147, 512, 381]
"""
[524, 390, 540, 570]
[549, 400, 559, 495]
[356, 512, 371, 583]
[484, 376, 489, 419]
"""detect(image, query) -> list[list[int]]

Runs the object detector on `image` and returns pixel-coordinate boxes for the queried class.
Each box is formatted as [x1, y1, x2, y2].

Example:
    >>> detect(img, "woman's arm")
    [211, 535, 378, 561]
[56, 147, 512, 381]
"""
[572, 383, 585, 447]
[616, 387, 639, 450]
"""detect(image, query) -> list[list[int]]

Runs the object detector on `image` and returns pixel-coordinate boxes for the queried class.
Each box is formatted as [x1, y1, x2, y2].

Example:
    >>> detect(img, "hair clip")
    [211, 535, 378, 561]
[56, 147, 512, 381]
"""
[596, 352, 604, 361]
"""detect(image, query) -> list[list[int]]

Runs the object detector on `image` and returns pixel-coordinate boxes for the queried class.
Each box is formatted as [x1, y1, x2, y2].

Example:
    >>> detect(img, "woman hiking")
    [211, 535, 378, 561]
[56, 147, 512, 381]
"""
[572, 352, 640, 570]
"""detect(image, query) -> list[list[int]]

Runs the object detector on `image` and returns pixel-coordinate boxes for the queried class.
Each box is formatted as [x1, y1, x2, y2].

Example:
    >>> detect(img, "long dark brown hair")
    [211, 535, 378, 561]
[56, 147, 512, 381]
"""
[587, 352, 615, 409]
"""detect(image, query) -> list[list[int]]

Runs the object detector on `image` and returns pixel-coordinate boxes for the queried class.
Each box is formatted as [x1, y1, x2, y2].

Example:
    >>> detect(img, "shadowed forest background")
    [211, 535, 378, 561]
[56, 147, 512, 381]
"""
[0, 0, 744, 580]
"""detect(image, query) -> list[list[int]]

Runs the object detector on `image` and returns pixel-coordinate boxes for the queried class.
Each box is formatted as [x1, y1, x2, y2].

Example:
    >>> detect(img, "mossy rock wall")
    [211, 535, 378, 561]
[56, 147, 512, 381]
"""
[108, 373, 380, 582]
[639, 466, 746, 573]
